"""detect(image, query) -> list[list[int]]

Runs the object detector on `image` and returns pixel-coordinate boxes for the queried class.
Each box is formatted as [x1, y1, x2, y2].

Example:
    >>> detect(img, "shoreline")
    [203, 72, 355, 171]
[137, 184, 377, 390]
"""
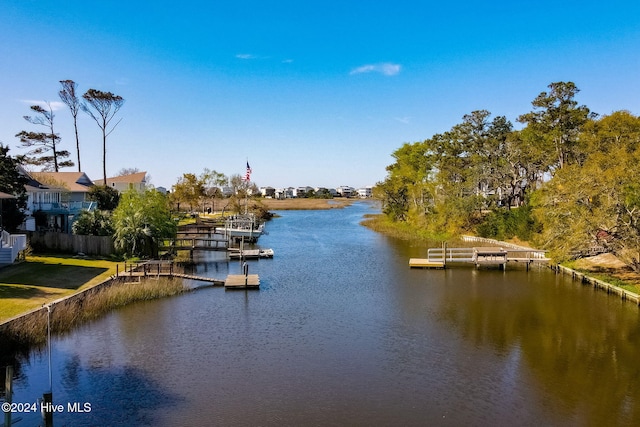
[362, 212, 640, 307]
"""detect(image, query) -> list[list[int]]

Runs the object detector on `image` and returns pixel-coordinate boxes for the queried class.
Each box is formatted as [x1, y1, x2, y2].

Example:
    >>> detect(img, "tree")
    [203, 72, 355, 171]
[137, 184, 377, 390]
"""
[0, 144, 28, 231]
[531, 111, 640, 264]
[113, 188, 176, 258]
[72, 209, 114, 236]
[15, 103, 74, 171]
[88, 185, 120, 211]
[201, 168, 227, 212]
[82, 89, 125, 184]
[171, 173, 206, 212]
[59, 80, 82, 171]
[517, 82, 593, 171]
[229, 173, 258, 198]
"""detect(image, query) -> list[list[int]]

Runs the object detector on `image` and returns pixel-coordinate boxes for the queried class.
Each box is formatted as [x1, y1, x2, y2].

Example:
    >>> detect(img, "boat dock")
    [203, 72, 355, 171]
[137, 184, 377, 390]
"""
[114, 261, 259, 289]
[224, 274, 260, 289]
[410, 246, 549, 270]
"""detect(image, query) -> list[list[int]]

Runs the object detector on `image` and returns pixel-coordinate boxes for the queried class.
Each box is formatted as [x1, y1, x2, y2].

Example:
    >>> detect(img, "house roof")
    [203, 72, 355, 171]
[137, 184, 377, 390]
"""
[94, 172, 147, 186]
[29, 172, 94, 193]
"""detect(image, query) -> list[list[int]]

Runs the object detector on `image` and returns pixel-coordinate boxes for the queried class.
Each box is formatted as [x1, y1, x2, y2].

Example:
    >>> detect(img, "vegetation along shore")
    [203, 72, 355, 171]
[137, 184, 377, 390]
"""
[373, 81, 640, 294]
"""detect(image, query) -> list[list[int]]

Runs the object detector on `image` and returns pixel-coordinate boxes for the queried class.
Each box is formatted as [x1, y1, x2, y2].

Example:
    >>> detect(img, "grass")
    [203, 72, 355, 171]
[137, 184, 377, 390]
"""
[360, 213, 451, 242]
[0, 255, 119, 322]
[562, 260, 640, 295]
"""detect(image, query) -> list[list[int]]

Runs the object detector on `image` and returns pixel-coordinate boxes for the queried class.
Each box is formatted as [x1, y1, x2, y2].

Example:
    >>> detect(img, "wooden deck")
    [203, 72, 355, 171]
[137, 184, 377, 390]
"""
[409, 258, 445, 269]
[228, 249, 261, 259]
[224, 274, 260, 289]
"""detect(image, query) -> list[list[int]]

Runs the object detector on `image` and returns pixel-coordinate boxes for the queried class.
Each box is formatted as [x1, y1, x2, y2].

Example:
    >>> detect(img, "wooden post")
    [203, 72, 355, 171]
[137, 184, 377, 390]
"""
[442, 241, 447, 268]
[4, 365, 12, 427]
[42, 390, 53, 427]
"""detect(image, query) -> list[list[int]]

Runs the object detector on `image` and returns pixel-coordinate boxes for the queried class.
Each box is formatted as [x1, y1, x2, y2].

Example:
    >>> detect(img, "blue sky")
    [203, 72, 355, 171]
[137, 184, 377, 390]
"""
[1, 1, 639, 189]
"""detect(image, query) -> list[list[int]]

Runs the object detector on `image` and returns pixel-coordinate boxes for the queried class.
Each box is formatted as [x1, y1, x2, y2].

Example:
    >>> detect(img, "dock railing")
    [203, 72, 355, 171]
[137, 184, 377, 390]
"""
[426, 246, 549, 265]
[427, 247, 475, 263]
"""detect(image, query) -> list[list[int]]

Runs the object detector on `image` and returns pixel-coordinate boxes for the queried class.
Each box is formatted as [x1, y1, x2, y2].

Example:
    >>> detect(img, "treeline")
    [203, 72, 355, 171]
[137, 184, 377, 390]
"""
[376, 82, 640, 269]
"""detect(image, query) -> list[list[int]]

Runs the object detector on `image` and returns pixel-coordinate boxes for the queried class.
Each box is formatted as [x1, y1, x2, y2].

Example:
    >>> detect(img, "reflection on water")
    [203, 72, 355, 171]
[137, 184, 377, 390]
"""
[5, 202, 640, 426]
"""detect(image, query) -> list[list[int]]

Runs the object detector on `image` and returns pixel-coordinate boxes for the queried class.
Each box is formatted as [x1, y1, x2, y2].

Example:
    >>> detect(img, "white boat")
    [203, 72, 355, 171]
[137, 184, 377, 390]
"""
[259, 248, 274, 258]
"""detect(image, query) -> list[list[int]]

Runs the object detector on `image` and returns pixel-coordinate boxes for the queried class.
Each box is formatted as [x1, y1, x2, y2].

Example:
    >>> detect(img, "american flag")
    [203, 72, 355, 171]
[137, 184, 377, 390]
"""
[244, 161, 252, 181]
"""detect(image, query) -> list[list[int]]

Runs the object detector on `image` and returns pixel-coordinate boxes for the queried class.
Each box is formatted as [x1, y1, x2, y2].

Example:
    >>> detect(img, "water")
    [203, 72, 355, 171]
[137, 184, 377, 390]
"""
[5, 202, 640, 426]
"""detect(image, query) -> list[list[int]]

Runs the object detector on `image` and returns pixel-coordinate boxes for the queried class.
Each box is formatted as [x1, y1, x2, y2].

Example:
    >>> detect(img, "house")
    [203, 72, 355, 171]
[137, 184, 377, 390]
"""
[260, 186, 276, 198]
[275, 188, 294, 199]
[356, 187, 373, 198]
[221, 186, 234, 197]
[336, 186, 355, 197]
[22, 170, 96, 232]
[293, 187, 313, 198]
[93, 172, 147, 193]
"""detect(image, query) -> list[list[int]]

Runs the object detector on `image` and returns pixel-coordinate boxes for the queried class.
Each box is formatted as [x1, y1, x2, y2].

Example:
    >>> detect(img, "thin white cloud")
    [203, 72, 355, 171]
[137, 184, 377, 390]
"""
[394, 116, 411, 124]
[20, 100, 66, 111]
[350, 62, 402, 76]
[236, 53, 258, 59]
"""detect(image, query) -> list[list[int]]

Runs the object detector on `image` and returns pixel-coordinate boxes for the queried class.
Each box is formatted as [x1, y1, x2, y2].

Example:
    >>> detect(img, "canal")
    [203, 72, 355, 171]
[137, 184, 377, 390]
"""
[5, 202, 640, 426]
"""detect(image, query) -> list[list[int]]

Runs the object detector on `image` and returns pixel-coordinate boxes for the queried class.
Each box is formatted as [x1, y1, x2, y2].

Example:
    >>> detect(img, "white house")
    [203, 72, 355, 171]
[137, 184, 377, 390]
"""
[275, 188, 294, 199]
[336, 186, 355, 197]
[356, 187, 373, 198]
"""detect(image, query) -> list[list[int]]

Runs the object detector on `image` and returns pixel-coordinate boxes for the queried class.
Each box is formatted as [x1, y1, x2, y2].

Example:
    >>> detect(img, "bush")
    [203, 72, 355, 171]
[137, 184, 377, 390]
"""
[477, 205, 539, 241]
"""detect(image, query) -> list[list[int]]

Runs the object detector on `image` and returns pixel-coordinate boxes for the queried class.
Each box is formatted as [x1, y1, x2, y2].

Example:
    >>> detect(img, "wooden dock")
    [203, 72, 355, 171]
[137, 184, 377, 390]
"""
[224, 274, 260, 289]
[228, 249, 261, 259]
[409, 259, 445, 269]
[410, 246, 549, 269]
[115, 261, 225, 285]
[115, 261, 262, 290]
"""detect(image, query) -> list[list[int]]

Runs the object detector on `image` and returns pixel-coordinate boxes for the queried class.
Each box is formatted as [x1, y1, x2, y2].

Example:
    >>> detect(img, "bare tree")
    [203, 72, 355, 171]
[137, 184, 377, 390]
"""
[59, 80, 82, 171]
[81, 89, 125, 184]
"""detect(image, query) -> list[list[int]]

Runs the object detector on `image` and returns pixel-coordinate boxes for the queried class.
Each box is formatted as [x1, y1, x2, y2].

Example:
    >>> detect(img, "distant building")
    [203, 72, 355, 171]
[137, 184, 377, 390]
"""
[293, 186, 313, 198]
[275, 188, 294, 199]
[357, 187, 373, 198]
[221, 186, 234, 197]
[93, 172, 147, 193]
[260, 186, 276, 198]
[336, 185, 355, 197]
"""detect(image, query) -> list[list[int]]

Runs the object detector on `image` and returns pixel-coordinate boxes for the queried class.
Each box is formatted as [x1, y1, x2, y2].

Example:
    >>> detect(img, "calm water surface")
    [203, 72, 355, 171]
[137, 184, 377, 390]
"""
[7, 202, 640, 426]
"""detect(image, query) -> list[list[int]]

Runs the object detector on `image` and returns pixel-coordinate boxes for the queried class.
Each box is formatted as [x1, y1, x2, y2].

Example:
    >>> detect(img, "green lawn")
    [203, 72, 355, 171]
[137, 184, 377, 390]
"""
[0, 255, 119, 322]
